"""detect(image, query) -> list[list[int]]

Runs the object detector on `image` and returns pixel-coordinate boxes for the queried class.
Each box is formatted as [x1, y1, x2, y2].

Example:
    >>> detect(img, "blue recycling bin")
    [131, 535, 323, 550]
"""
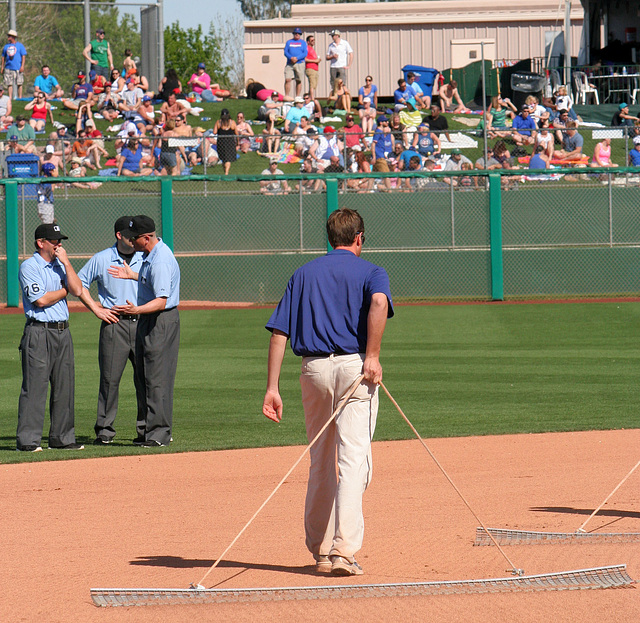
[6, 153, 40, 199]
[401, 65, 440, 97]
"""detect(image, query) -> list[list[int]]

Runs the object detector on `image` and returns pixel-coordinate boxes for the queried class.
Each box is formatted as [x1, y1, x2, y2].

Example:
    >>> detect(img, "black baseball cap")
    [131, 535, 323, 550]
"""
[35, 223, 68, 241]
[114, 215, 134, 236]
[123, 215, 156, 238]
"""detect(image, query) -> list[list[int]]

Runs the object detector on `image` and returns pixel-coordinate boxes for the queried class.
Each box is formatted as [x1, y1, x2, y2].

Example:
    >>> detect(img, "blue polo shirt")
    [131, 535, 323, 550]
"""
[34, 74, 60, 94]
[372, 129, 394, 159]
[78, 244, 143, 308]
[266, 249, 394, 357]
[19, 252, 69, 321]
[2, 41, 26, 71]
[512, 114, 536, 136]
[285, 105, 307, 127]
[137, 239, 180, 309]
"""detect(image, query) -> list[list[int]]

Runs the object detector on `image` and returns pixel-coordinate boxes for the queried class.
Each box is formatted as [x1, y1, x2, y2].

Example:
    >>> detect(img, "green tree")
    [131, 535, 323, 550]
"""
[11, 0, 140, 95]
[163, 22, 231, 90]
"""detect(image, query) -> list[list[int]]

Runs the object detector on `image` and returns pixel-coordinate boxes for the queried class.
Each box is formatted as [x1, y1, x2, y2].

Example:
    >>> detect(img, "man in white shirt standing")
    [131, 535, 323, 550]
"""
[326, 29, 353, 91]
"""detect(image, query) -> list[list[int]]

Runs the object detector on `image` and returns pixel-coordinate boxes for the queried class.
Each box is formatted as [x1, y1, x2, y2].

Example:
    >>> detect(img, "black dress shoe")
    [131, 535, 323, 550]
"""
[50, 442, 85, 450]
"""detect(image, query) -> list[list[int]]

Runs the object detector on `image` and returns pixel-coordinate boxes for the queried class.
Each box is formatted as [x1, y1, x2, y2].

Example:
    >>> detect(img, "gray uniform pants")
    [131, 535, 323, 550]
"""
[17, 322, 76, 449]
[96, 316, 145, 440]
[135, 307, 180, 445]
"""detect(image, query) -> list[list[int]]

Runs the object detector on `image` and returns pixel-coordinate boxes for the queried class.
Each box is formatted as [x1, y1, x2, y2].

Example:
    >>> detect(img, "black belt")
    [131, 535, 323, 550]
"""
[27, 319, 69, 330]
[119, 314, 139, 321]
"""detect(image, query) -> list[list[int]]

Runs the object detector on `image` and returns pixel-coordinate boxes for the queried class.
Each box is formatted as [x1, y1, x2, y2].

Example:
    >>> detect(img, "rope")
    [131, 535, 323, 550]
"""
[193, 373, 365, 588]
[577, 457, 640, 533]
[379, 381, 524, 576]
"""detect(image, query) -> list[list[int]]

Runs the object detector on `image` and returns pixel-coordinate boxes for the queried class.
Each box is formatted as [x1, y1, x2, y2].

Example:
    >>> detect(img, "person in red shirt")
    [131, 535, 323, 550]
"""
[305, 34, 321, 101]
[341, 114, 366, 151]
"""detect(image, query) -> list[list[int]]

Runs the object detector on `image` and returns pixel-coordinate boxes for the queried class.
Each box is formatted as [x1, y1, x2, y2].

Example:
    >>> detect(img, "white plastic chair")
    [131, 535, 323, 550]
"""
[573, 71, 600, 105]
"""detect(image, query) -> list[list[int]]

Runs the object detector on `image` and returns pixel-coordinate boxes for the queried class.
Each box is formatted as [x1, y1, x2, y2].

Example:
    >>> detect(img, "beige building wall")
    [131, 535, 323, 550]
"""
[244, 0, 584, 98]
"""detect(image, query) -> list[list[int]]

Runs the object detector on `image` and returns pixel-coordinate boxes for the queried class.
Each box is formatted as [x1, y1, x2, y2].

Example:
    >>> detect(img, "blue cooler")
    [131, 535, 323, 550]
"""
[401, 65, 440, 97]
[6, 153, 40, 199]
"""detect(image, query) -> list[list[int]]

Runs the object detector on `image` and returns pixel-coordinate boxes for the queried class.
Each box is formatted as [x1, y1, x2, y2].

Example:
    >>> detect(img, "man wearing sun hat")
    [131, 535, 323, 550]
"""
[17, 223, 84, 452]
[284, 27, 308, 99]
[326, 28, 353, 91]
[2, 29, 26, 99]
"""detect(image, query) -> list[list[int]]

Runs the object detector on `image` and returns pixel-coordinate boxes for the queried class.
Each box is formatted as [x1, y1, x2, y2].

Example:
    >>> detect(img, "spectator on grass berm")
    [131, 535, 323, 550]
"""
[260, 113, 281, 156]
[117, 138, 153, 176]
[108, 214, 181, 448]
[443, 148, 472, 186]
[487, 96, 516, 139]
[358, 97, 376, 136]
[235, 111, 255, 153]
[292, 117, 316, 156]
[346, 150, 373, 192]
[48, 129, 71, 159]
[82, 118, 109, 169]
[34, 65, 64, 100]
[326, 29, 353, 91]
[629, 136, 640, 167]
[263, 208, 393, 578]
[534, 120, 554, 160]
[511, 105, 537, 146]
[551, 108, 570, 144]
[284, 27, 307, 99]
[302, 92, 322, 122]
[129, 70, 149, 93]
[97, 82, 120, 122]
[412, 122, 441, 159]
[309, 125, 342, 169]
[553, 85, 578, 121]
[394, 78, 416, 112]
[398, 101, 422, 139]
[529, 144, 550, 170]
[406, 71, 428, 109]
[305, 35, 321, 101]
[0, 84, 12, 125]
[371, 115, 394, 165]
[158, 118, 189, 175]
[134, 95, 155, 134]
[188, 62, 230, 102]
[83, 27, 114, 79]
[284, 96, 308, 133]
[67, 156, 102, 189]
[426, 105, 450, 142]
[296, 156, 325, 192]
[41, 143, 64, 177]
[157, 68, 184, 102]
[358, 75, 378, 109]
[388, 112, 408, 148]
[2, 29, 26, 99]
[6, 115, 35, 153]
[16, 223, 84, 453]
[77, 216, 146, 446]
[25, 92, 54, 132]
[492, 140, 513, 168]
[123, 48, 136, 79]
[90, 69, 108, 96]
[188, 128, 218, 169]
[342, 114, 366, 151]
[260, 158, 290, 194]
[160, 92, 188, 123]
[258, 90, 284, 121]
[474, 147, 502, 171]
[213, 108, 237, 176]
[589, 137, 617, 169]
[328, 77, 351, 112]
[62, 71, 95, 111]
[110, 68, 126, 95]
[72, 127, 98, 171]
[612, 103, 639, 128]
[524, 95, 550, 127]
[552, 121, 584, 162]
[438, 79, 464, 113]
[119, 78, 143, 114]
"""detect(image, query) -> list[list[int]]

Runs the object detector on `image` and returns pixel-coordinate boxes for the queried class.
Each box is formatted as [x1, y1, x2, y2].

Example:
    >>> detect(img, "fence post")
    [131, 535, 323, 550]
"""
[326, 178, 338, 252]
[160, 177, 174, 251]
[489, 173, 504, 301]
[5, 181, 20, 306]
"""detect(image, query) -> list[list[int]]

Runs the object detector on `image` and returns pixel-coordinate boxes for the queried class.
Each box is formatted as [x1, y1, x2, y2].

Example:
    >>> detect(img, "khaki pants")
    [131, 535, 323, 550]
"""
[300, 353, 378, 560]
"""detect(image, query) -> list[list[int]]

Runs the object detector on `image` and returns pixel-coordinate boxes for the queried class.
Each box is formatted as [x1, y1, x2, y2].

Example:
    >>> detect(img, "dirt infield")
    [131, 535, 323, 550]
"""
[2, 429, 639, 622]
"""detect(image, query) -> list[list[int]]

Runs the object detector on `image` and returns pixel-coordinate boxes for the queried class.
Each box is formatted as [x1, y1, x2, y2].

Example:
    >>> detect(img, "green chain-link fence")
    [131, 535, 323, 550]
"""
[3, 167, 640, 306]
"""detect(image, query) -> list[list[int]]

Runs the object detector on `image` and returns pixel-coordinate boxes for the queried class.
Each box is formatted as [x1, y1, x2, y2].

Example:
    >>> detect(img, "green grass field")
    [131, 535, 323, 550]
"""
[1, 301, 638, 464]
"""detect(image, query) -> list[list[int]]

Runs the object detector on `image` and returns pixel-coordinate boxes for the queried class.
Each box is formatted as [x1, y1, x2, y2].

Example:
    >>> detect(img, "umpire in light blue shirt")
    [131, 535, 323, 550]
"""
[78, 216, 145, 445]
[109, 215, 180, 448]
[17, 223, 84, 452]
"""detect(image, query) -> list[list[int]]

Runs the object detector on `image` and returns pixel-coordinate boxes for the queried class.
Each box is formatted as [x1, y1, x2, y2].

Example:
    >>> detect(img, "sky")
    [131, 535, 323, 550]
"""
[116, 0, 242, 31]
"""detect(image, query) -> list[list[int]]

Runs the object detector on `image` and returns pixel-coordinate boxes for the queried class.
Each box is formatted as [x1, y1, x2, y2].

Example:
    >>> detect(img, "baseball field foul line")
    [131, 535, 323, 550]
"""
[90, 565, 635, 606]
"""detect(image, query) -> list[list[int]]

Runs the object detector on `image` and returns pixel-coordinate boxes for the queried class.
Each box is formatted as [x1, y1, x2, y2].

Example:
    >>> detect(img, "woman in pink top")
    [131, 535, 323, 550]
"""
[590, 137, 617, 168]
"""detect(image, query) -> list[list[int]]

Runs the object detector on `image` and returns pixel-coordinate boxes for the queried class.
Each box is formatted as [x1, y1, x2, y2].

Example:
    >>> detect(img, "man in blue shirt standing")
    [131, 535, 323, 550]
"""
[2, 29, 26, 99]
[263, 208, 394, 577]
[109, 215, 180, 448]
[17, 223, 84, 452]
[78, 216, 145, 445]
[284, 27, 307, 99]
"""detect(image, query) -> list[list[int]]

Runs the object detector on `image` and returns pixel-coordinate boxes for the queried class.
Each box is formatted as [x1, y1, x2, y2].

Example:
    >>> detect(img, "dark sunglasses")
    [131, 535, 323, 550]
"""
[357, 231, 365, 244]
